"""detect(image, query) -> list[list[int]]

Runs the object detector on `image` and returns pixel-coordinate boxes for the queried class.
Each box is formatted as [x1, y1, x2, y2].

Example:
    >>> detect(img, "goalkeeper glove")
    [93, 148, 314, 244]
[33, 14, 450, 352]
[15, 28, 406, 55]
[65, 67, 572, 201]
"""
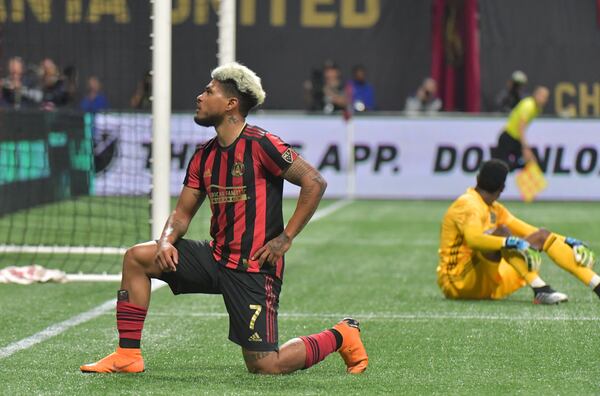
[523, 248, 542, 272]
[504, 237, 540, 271]
[504, 236, 530, 252]
[564, 237, 585, 248]
[565, 237, 596, 268]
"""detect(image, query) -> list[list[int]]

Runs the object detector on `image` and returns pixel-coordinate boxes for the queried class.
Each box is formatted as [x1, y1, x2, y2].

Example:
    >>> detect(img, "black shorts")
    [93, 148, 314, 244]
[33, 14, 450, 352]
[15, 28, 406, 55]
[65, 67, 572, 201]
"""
[158, 239, 281, 351]
[493, 131, 523, 171]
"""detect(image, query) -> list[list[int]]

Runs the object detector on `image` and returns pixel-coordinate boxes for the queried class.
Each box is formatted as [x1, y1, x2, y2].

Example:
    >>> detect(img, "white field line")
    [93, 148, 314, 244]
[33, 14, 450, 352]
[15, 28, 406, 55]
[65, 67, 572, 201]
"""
[0, 280, 166, 360]
[310, 199, 353, 222]
[0, 245, 126, 255]
[148, 311, 600, 322]
[0, 200, 351, 359]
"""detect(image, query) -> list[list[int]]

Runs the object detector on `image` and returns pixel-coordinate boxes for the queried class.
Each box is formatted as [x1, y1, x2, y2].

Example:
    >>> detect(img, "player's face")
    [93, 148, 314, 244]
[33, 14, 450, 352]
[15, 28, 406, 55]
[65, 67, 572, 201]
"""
[535, 88, 549, 108]
[194, 80, 229, 127]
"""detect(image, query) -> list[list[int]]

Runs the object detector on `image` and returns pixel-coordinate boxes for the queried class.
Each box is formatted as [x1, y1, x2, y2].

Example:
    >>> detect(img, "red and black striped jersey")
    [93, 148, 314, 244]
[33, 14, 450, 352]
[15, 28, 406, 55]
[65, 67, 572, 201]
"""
[184, 124, 298, 279]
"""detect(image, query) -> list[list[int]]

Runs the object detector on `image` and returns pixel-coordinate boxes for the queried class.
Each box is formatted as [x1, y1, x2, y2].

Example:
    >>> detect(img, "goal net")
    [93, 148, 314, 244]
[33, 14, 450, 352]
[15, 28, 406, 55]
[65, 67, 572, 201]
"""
[0, 1, 351, 279]
[0, 2, 157, 277]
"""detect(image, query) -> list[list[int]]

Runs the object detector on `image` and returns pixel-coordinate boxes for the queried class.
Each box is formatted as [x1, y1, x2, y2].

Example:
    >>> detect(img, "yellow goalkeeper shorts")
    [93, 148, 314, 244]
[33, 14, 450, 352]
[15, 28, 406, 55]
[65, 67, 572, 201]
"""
[437, 252, 526, 300]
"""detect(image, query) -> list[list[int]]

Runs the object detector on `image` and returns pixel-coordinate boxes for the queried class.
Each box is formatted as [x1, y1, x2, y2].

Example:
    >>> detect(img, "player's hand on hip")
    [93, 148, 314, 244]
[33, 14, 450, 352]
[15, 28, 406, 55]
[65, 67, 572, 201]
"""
[155, 241, 178, 272]
[252, 232, 291, 267]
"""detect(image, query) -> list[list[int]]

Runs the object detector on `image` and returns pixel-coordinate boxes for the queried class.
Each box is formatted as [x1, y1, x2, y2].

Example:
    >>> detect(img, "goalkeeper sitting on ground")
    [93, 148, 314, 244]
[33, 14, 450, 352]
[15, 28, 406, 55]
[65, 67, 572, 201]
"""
[437, 159, 599, 304]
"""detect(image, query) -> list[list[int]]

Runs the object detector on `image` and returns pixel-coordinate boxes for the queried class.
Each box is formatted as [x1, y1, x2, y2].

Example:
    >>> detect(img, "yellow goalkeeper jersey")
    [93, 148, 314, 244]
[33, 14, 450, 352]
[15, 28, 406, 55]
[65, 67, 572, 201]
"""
[437, 188, 536, 277]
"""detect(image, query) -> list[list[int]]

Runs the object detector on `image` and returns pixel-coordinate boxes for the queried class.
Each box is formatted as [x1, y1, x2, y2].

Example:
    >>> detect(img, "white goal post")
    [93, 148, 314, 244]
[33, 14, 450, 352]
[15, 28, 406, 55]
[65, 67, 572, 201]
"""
[151, 0, 172, 240]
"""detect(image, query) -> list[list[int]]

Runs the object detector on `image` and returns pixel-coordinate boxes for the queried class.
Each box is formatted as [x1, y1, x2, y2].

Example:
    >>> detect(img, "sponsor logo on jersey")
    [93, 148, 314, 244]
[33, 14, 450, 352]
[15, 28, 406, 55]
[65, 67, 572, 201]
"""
[208, 185, 248, 204]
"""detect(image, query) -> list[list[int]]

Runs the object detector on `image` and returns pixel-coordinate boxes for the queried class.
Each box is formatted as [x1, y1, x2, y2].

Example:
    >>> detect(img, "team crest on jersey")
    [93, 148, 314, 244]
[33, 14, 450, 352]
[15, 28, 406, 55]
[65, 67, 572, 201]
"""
[490, 212, 496, 224]
[231, 162, 245, 177]
[282, 148, 294, 163]
[204, 168, 212, 178]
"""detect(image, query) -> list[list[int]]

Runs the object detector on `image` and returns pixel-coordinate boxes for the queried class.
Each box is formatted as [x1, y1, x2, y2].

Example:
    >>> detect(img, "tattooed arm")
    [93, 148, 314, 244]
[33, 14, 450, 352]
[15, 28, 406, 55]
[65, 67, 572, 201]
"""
[281, 157, 327, 238]
[252, 157, 327, 266]
[155, 186, 206, 272]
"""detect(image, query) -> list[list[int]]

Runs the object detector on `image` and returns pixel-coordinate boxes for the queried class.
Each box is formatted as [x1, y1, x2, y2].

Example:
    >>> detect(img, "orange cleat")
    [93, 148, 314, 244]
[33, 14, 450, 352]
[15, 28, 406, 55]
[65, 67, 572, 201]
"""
[80, 347, 144, 373]
[333, 318, 368, 374]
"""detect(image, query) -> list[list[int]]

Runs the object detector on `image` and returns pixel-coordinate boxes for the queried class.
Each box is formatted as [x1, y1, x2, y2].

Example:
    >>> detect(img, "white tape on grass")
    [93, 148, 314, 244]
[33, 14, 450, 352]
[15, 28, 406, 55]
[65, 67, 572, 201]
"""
[0, 200, 350, 359]
[0, 280, 166, 360]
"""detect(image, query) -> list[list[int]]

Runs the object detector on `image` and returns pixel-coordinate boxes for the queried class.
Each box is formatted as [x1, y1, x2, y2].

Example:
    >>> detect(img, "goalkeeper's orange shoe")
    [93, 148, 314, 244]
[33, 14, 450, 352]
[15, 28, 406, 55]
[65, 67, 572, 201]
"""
[333, 318, 368, 374]
[80, 347, 144, 373]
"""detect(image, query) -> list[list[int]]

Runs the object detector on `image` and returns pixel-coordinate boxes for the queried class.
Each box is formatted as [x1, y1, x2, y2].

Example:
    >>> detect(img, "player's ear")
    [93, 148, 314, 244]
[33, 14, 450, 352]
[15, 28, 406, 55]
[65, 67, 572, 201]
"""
[226, 96, 239, 111]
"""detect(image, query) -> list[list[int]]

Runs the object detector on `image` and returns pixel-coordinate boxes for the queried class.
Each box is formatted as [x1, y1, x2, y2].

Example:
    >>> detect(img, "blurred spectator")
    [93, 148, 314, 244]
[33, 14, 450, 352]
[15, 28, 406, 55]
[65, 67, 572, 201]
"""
[303, 67, 324, 111]
[39, 58, 69, 110]
[495, 70, 528, 113]
[303, 61, 347, 113]
[346, 65, 375, 112]
[321, 62, 347, 113]
[130, 71, 152, 110]
[1, 56, 42, 109]
[80, 76, 109, 113]
[404, 78, 442, 114]
[63, 64, 79, 106]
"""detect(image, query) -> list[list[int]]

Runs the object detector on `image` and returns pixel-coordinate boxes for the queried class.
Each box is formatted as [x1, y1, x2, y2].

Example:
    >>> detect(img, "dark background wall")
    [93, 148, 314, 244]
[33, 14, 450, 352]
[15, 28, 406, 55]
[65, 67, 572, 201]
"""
[2, 1, 152, 110]
[479, 0, 600, 116]
[2, 0, 431, 111]
[2, 0, 599, 114]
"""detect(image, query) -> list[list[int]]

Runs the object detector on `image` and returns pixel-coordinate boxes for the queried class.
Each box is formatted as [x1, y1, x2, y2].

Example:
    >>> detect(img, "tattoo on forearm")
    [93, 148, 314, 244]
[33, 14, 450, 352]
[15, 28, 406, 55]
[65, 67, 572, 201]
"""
[243, 350, 274, 362]
[295, 190, 319, 232]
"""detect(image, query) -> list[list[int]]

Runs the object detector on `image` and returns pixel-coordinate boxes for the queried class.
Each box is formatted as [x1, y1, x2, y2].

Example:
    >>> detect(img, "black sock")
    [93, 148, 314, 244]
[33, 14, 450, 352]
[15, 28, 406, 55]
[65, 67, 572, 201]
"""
[594, 284, 600, 299]
[329, 329, 343, 350]
[119, 338, 140, 349]
[533, 285, 552, 295]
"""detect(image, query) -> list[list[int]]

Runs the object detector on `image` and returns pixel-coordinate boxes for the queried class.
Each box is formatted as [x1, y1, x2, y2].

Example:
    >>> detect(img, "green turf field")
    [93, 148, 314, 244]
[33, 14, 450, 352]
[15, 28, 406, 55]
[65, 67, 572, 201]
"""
[1, 199, 600, 394]
[0, 196, 150, 273]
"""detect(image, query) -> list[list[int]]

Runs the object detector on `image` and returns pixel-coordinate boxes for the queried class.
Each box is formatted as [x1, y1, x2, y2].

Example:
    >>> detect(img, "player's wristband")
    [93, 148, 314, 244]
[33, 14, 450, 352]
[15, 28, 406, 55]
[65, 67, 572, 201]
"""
[504, 236, 530, 251]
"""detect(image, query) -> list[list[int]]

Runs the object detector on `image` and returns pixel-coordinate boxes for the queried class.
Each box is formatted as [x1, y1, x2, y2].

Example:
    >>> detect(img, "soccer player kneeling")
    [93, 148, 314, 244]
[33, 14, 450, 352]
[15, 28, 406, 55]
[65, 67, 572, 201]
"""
[437, 159, 599, 304]
[80, 63, 367, 375]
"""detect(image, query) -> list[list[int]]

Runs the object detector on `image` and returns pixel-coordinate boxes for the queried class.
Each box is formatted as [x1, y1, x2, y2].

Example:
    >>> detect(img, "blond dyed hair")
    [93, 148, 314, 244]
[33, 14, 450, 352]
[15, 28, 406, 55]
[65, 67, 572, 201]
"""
[211, 62, 266, 108]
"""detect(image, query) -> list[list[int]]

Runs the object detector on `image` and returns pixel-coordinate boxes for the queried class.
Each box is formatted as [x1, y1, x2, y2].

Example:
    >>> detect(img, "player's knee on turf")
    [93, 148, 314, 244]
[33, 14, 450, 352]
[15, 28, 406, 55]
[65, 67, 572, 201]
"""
[525, 228, 551, 251]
